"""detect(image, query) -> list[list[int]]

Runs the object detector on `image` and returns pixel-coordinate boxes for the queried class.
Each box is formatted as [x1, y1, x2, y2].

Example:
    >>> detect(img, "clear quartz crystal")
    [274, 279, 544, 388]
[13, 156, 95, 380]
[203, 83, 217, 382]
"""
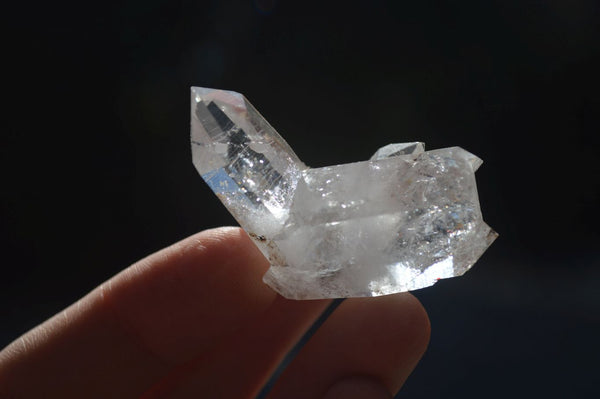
[191, 87, 498, 299]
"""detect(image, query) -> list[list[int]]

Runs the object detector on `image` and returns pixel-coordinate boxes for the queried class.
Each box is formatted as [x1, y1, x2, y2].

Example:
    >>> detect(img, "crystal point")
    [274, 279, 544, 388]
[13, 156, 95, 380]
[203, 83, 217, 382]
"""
[191, 87, 497, 299]
[370, 142, 425, 160]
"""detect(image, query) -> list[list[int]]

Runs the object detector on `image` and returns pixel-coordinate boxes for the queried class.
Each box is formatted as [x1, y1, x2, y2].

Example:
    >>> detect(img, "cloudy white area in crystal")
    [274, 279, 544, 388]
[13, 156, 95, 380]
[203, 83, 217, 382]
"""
[191, 87, 497, 299]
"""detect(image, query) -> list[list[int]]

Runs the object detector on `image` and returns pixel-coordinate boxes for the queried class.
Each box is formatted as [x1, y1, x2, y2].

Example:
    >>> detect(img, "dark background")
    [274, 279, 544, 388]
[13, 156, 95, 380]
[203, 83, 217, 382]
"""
[2, 0, 599, 397]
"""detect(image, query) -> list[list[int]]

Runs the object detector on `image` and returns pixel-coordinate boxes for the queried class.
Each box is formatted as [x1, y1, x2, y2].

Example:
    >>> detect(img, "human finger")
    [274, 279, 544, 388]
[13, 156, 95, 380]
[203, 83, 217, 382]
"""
[266, 293, 431, 398]
[0, 227, 330, 398]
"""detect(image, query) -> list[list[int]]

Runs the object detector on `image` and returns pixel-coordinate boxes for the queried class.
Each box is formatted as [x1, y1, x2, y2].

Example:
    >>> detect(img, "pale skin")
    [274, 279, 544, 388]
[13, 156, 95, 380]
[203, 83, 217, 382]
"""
[0, 227, 430, 398]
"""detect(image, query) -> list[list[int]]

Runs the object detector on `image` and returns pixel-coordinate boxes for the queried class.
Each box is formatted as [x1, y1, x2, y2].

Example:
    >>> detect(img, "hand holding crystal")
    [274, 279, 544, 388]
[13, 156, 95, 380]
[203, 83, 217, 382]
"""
[0, 228, 430, 398]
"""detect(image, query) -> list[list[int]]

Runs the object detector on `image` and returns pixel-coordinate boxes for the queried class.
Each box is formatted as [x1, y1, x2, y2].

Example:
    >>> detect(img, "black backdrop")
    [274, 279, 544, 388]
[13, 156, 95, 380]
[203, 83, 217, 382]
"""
[2, 1, 599, 397]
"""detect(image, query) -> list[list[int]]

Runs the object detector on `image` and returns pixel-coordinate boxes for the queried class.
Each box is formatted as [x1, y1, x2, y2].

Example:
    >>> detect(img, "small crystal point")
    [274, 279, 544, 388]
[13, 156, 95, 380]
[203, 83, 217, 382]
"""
[191, 87, 497, 299]
[370, 142, 425, 160]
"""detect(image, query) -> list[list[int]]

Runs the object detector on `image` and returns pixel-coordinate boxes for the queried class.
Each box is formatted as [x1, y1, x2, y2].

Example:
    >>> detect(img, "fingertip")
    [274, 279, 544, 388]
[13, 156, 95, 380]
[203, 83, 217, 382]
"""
[396, 292, 431, 352]
[104, 225, 277, 364]
[362, 293, 430, 393]
[266, 292, 431, 398]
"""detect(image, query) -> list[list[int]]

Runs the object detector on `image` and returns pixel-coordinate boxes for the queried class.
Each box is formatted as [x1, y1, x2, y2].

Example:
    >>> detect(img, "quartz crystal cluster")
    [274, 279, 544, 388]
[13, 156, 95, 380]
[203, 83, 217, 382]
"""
[191, 87, 497, 299]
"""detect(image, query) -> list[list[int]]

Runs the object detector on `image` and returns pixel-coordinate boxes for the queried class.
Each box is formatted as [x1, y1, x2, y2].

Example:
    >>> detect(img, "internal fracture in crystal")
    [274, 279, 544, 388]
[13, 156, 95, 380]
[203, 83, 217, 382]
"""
[191, 87, 497, 299]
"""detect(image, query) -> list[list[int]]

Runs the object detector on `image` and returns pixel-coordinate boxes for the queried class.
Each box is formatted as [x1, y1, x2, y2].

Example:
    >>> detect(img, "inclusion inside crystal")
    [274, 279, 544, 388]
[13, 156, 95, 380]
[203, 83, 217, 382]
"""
[191, 87, 497, 299]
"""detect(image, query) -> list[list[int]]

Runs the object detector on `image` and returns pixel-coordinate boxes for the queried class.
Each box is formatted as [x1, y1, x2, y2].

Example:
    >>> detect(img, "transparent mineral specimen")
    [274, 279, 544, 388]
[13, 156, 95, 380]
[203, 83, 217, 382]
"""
[191, 87, 497, 299]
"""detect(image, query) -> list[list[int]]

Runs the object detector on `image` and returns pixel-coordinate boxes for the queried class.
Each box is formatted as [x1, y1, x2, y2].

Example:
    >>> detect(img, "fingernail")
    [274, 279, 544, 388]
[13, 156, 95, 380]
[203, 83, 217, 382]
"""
[322, 377, 392, 399]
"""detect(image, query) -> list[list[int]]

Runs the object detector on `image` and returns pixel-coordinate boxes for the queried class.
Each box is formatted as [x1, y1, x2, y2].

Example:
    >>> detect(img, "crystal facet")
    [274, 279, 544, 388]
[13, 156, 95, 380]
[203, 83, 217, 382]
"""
[191, 87, 497, 299]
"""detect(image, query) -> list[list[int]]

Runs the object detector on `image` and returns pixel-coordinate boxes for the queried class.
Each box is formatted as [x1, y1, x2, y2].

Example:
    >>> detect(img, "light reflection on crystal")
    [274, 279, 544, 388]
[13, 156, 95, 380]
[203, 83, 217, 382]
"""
[192, 87, 498, 299]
